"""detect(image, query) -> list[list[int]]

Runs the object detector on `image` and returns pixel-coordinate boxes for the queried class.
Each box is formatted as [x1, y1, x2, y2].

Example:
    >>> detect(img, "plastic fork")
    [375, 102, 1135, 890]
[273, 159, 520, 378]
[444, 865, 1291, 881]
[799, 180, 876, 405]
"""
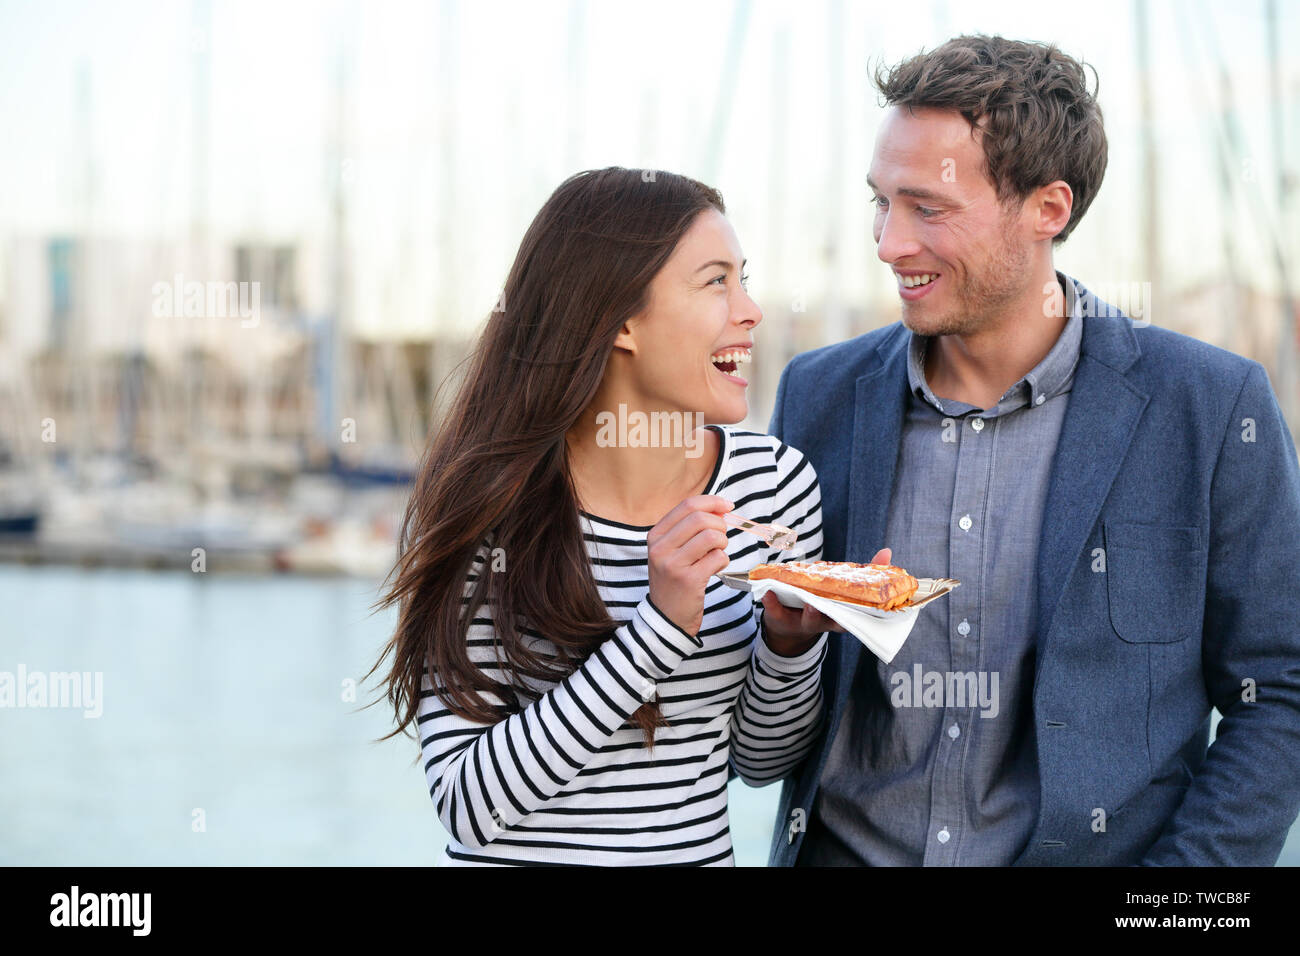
[723, 512, 799, 550]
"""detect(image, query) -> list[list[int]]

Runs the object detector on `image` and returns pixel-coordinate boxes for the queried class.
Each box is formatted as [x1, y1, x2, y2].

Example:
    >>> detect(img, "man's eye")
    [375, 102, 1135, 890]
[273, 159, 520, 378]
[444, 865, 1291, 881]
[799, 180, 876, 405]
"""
[871, 195, 887, 209]
[917, 206, 937, 217]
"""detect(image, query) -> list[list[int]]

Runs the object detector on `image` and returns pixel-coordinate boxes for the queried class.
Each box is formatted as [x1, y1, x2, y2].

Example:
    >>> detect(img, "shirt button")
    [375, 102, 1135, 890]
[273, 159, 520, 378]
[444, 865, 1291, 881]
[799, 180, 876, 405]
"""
[937, 828, 951, 844]
[1035, 394, 1046, 406]
[958, 514, 972, 532]
[948, 723, 960, 739]
[957, 619, 971, 636]
[970, 417, 984, 432]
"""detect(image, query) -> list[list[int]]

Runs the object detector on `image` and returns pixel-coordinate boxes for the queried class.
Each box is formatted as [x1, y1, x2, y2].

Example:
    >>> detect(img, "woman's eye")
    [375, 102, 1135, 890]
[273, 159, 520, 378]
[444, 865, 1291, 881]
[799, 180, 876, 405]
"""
[710, 274, 727, 286]
[740, 273, 750, 290]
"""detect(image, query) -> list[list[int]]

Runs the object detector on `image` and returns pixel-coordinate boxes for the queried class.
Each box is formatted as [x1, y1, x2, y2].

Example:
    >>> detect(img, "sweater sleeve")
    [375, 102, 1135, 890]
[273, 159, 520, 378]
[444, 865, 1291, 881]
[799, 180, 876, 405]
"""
[416, 550, 702, 850]
[727, 441, 830, 787]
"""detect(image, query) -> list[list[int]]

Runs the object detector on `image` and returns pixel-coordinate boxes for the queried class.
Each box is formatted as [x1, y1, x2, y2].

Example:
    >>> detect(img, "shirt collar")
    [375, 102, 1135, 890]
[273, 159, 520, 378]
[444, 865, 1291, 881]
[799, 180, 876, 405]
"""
[906, 270, 1084, 414]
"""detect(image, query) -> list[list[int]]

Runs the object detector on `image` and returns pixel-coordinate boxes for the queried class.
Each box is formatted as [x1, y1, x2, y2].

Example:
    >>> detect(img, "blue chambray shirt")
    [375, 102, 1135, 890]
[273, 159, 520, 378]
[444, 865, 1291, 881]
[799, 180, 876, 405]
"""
[797, 272, 1084, 865]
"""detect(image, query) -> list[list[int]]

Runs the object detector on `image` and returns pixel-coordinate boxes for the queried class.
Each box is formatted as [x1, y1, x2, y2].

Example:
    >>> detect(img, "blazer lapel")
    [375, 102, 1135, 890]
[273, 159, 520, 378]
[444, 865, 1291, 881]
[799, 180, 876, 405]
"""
[1035, 293, 1149, 654]
[828, 298, 1147, 741]
[834, 332, 911, 720]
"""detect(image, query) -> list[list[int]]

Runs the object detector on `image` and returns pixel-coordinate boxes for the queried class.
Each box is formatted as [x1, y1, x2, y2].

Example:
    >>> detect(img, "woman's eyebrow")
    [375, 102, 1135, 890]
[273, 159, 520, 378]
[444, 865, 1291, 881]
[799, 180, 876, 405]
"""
[693, 258, 746, 274]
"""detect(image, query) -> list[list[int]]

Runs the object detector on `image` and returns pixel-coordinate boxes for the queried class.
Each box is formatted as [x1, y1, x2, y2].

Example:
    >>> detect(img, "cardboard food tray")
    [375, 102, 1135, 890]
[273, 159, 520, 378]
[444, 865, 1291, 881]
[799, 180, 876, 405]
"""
[716, 570, 960, 664]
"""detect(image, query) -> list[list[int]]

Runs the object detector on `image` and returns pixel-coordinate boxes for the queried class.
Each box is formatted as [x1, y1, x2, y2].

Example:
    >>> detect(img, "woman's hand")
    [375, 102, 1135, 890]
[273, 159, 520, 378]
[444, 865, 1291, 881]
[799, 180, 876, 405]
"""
[760, 547, 893, 657]
[646, 495, 735, 637]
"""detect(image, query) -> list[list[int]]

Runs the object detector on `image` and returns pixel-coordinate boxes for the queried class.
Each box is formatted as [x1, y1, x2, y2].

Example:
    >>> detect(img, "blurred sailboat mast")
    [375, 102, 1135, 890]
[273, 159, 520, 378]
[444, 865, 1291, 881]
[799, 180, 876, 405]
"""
[700, 0, 750, 186]
[430, 0, 460, 422]
[1266, 0, 1298, 431]
[822, 0, 846, 344]
[190, 1, 211, 260]
[1135, 0, 1162, 326]
[185, 0, 213, 480]
[324, 8, 358, 457]
[565, 1, 587, 171]
[70, 58, 95, 483]
[765, 26, 789, 384]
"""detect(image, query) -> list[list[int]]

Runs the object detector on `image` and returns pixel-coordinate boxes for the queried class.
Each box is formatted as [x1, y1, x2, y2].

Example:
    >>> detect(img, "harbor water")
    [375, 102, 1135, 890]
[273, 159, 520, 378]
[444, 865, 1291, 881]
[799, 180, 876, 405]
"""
[1, 565, 1296, 867]
[0, 565, 779, 865]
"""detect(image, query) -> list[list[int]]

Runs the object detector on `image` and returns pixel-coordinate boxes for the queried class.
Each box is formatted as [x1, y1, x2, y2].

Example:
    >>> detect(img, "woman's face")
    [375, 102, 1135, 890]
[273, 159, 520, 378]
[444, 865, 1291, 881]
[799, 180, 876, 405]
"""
[615, 208, 762, 424]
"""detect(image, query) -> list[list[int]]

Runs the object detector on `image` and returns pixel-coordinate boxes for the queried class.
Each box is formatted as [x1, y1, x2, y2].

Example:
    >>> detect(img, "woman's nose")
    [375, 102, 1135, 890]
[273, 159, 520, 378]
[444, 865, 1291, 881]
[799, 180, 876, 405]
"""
[735, 290, 762, 328]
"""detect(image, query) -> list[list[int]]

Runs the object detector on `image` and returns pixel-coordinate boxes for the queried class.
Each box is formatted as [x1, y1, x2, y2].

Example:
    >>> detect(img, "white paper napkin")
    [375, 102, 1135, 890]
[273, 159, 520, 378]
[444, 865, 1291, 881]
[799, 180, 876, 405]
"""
[718, 571, 959, 665]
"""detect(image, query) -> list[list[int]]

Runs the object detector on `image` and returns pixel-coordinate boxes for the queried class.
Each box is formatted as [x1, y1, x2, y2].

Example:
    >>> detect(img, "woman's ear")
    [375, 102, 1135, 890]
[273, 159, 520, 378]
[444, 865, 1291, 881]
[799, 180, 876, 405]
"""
[612, 314, 640, 355]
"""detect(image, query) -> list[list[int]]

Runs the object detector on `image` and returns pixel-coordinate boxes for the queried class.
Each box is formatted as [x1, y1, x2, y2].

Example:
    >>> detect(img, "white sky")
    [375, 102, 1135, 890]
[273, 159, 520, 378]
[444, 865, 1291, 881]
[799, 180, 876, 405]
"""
[0, 0, 1296, 336]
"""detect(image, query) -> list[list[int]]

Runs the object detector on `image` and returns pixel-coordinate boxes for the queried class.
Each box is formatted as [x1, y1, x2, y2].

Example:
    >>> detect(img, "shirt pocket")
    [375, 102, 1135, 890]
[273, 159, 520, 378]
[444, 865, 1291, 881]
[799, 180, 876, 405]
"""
[1103, 520, 1206, 644]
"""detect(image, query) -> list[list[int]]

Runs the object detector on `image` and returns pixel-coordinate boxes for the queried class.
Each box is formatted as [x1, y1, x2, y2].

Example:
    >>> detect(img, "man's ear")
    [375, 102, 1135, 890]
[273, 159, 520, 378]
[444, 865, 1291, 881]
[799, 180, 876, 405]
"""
[1032, 180, 1073, 241]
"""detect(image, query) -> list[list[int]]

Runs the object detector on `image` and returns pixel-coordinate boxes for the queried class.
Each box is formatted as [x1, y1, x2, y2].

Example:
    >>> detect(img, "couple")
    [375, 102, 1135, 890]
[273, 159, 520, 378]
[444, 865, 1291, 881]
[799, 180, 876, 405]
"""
[371, 35, 1300, 866]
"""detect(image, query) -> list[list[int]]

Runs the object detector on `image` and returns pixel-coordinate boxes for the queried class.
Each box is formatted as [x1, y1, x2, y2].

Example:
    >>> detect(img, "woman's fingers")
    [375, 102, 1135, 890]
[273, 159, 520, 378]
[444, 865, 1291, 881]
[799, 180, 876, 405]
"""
[871, 547, 892, 565]
[760, 591, 793, 620]
[645, 495, 735, 637]
[761, 592, 814, 625]
[692, 546, 733, 577]
[761, 592, 839, 639]
[678, 526, 730, 567]
[649, 496, 732, 551]
[803, 606, 838, 632]
[792, 602, 837, 633]
[651, 495, 732, 536]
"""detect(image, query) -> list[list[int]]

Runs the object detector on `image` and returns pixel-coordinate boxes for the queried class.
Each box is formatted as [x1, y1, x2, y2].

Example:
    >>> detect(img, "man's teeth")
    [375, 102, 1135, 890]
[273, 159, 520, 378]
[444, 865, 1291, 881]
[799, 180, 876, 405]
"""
[710, 350, 752, 367]
[899, 273, 939, 288]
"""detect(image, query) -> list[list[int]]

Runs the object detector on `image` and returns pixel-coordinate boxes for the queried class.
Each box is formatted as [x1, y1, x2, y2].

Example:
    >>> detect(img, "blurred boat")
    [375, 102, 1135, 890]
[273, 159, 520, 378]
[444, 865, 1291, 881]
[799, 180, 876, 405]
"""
[0, 453, 43, 538]
[325, 448, 415, 488]
[273, 514, 398, 578]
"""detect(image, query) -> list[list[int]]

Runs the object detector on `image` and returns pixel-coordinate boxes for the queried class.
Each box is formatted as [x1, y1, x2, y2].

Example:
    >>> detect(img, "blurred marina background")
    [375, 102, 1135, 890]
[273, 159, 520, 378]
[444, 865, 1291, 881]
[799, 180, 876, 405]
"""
[1, 0, 1298, 865]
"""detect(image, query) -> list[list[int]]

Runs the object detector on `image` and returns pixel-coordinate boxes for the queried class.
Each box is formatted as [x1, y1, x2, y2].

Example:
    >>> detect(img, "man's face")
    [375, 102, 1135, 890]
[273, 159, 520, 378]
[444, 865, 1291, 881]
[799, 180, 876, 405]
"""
[868, 106, 1034, 337]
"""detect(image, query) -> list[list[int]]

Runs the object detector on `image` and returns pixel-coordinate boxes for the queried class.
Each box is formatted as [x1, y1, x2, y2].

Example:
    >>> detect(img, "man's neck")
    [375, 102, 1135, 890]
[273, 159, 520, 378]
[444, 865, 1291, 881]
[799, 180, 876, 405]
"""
[924, 273, 1068, 410]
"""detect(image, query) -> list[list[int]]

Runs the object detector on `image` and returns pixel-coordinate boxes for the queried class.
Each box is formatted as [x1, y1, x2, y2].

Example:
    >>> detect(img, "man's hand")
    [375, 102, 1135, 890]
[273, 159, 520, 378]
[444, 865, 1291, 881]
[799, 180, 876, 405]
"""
[760, 548, 892, 657]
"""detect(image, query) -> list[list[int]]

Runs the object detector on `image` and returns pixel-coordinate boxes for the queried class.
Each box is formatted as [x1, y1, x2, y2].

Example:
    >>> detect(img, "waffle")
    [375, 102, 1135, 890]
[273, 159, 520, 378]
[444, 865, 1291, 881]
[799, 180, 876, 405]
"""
[748, 560, 919, 610]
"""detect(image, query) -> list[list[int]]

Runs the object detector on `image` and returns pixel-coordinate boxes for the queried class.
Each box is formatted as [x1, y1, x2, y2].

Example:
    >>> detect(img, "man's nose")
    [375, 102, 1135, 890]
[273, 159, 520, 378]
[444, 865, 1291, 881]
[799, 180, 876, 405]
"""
[875, 209, 921, 264]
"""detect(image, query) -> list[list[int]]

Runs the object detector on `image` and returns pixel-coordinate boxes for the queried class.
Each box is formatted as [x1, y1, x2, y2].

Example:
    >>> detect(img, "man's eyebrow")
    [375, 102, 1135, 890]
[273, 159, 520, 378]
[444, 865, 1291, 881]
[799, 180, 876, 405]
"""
[694, 258, 746, 274]
[866, 177, 952, 203]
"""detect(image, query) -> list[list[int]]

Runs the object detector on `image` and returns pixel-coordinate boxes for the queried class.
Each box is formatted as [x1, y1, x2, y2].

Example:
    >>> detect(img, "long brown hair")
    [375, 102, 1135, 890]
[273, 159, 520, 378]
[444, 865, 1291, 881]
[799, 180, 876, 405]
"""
[368, 167, 725, 749]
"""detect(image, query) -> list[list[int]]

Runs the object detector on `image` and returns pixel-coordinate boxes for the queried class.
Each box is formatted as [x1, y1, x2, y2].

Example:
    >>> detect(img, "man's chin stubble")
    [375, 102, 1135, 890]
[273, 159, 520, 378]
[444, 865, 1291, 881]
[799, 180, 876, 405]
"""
[901, 304, 986, 338]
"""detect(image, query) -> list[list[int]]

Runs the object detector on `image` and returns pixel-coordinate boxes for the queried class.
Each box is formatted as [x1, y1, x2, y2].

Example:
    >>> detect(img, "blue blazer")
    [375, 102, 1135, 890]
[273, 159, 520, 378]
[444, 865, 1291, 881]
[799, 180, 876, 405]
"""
[765, 276, 1300, 866]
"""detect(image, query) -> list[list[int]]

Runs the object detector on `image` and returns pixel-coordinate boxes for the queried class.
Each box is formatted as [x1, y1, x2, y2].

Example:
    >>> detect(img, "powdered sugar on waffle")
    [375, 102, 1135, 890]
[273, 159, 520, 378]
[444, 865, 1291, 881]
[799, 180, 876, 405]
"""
[772, 561, 909, 585]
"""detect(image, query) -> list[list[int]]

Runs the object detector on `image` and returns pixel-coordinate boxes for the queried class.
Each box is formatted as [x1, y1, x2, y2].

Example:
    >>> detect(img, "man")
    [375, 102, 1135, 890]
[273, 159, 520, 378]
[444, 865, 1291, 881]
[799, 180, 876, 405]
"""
[766, 34, 1300, 865]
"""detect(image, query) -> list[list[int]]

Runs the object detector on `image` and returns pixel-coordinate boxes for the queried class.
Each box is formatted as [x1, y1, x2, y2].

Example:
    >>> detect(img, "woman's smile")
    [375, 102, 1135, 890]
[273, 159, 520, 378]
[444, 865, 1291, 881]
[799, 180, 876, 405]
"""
[710, 344, 753, 387]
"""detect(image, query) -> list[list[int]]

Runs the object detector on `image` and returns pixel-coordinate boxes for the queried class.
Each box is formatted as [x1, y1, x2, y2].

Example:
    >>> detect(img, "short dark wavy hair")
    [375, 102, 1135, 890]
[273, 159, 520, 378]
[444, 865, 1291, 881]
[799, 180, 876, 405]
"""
[873, 34, 1107, 243]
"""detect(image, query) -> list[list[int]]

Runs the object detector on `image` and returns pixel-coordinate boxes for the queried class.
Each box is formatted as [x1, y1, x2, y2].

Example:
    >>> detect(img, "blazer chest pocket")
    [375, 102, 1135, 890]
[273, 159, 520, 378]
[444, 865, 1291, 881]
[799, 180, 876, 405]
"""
[1104, 520, 1206, 644]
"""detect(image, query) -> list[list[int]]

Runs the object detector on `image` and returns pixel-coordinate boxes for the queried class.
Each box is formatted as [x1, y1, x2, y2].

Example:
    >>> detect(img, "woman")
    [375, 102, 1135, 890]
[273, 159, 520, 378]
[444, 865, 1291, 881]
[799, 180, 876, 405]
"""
[370, 167, 880, 865]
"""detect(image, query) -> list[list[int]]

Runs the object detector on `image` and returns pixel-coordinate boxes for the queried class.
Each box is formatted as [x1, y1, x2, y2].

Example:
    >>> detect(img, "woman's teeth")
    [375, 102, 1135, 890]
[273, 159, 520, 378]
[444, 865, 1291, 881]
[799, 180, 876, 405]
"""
[710, 350, 752, 372]
[899, 273, 939, 288]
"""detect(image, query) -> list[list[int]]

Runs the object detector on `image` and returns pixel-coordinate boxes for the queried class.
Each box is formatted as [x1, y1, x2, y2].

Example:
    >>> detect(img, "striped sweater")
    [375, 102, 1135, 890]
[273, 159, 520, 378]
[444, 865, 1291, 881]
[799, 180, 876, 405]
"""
[416, 425, 827, 865]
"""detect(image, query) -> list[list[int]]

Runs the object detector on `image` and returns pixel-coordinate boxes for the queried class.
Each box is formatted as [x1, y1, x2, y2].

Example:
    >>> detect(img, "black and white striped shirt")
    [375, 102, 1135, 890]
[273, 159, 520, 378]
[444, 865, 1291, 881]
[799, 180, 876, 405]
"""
[417, 425, 827, 865]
